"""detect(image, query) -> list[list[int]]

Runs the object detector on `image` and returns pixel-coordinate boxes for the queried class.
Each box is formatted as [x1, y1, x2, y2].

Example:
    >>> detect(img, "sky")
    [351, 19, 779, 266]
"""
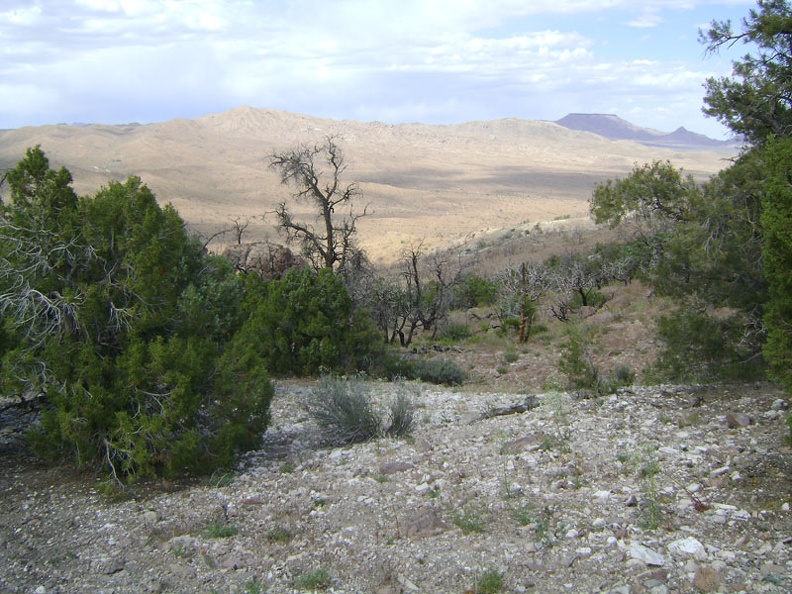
[0, 0, 761, 139]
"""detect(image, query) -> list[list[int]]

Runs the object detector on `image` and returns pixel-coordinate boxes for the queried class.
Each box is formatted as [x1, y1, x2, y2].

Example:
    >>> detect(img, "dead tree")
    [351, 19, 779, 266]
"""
[269, 138, 368, 273]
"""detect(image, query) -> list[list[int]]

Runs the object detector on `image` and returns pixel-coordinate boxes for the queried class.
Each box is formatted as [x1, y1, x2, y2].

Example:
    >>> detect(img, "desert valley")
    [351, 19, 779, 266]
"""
[2, 110, 790, 594]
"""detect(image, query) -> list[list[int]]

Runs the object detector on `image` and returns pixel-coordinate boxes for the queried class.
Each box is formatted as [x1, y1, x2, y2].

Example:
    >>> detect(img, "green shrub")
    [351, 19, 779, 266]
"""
[558, 324, 599, 392]
[438, 322, 473, 342]
[201, 522, 239, 539]
[503, 351, 519, 363]
[238, 267, 382, 376]
[409, 358, 468, 385]
[294, 568, 332, 591]
[475, 569, 505, 594]
[452, 507, 488, 534]
[613, 364, 636, 387]
[455, 274, 499, 307]
[652, 309, 766, 383]
[1, 148, 272, 482]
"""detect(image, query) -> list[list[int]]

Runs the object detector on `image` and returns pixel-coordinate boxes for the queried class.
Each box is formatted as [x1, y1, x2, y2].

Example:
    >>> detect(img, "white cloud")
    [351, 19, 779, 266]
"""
[0, 0, 749, 137]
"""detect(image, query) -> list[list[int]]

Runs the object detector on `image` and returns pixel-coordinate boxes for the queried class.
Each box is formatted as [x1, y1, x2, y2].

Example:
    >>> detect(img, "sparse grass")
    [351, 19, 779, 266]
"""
[452, 507, 488, 534]
[503, 351, 519, 363]
[294, 568, 332, 591]
[207, 470, 235, 488]
[244, 577, 264, 594]
[438, 322, 473, 343]
[279, 462, 296, 474]
[170, 542, 187, 558]
[475, 569, 505, 594]
[200, 522, 238, 539]
[511, 501, 536, 527]
[267, 526, 293, 542]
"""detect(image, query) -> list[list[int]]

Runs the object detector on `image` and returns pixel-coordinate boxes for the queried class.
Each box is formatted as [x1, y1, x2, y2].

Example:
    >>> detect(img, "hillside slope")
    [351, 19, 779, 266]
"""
[0, 108, 735, 263]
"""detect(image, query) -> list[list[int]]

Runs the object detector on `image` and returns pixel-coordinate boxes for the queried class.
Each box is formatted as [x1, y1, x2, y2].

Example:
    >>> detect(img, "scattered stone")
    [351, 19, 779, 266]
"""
[142, 510, 159, 525]
[379, 461, 413, 475]
[625, 542, 665, 566]
[403, 507, 447, 540]
[709, 465, 730, 477]
[667, 537, 707, 561]
[725, 412, 752, 428]
[2, 381, 789, 594]
[501, 434, 544, 454]
[692, 566, 721, 592]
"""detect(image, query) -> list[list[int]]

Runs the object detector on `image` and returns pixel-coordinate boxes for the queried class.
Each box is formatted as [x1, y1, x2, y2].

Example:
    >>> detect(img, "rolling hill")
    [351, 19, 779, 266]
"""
[0, 108, 737, 264]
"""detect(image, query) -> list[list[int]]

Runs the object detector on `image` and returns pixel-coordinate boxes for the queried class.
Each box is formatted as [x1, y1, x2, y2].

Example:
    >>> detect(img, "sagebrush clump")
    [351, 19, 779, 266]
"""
[304, 376, 416, 445]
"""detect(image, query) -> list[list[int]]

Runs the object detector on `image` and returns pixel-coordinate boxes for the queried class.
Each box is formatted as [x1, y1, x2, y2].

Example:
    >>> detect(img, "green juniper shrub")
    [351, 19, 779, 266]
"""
[0, 147, 273, 483]
[558, 323, 600, 393]
[237, 267, 381, 376]
[455, 273, 499, 308]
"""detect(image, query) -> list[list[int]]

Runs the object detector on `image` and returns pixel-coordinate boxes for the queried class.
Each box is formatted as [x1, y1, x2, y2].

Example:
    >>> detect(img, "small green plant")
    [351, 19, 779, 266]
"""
[207, 470, 235, 488]
[475, 569, 505, 594]
[496, 366, 508, 375]
[636, 445, 664, 530]
[244, 577, 264, 594]
[200, 522, 238, 539]
[294, 568, 332, 591]
[267, 526, 293, 542]
[511, 500, 535, 527]
[503, 351, 519, 364]
[438, 322, 473, 342]
[279, 462, 296, 474]
[452, 507, 487, 534]
[612, 364, 636, 387]
[558, 323, 600, 391]
[171, 543, 187, 558]
[305, 376, 416, 444]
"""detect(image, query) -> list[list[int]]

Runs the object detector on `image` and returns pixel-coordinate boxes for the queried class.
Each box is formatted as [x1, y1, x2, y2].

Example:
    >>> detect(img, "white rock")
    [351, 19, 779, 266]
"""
[668, 536, 707, 561]
[594, 490, 612, 501]
[414, 482, 431, 494]
[709, 465, 730, 477]
[625, 542, 665, 566]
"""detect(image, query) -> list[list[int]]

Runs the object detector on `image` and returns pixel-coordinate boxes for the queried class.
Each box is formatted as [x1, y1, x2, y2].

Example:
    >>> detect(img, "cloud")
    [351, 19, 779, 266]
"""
[0, 0, 750, 137]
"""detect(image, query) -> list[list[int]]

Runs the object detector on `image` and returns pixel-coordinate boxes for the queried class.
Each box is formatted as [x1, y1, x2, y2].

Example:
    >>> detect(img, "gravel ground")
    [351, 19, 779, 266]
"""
[1, 379, 790, 594]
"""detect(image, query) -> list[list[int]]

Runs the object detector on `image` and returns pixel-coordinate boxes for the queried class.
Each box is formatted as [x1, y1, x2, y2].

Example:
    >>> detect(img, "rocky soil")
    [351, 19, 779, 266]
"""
[1, 377, 790, 594]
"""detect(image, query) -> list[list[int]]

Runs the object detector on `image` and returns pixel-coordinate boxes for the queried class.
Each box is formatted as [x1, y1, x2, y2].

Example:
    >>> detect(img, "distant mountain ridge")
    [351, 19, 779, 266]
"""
[0, 106, 735, 263]
[555, 113, 736, 148]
